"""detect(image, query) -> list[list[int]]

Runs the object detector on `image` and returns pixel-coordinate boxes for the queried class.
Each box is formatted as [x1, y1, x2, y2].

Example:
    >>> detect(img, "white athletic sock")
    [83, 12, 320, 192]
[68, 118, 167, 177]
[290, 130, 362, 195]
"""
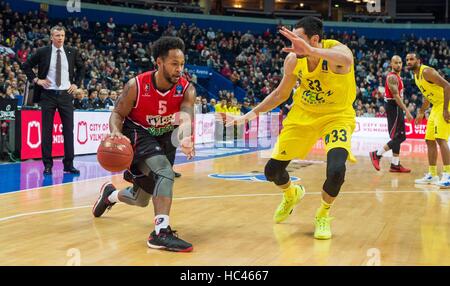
[108, 190, 119, 203]
[391, 156, 400, 166]
[376, 147, 386, 156]
[154, 215, 170, 235]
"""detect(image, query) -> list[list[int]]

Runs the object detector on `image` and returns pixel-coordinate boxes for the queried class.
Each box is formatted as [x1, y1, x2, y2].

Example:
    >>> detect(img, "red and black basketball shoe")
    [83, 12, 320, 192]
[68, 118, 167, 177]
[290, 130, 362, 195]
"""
[147, 226, 193, 252]
[92, 182, 116, 217]
[389, 164, 411, 173]
[369, 151, 382, 171]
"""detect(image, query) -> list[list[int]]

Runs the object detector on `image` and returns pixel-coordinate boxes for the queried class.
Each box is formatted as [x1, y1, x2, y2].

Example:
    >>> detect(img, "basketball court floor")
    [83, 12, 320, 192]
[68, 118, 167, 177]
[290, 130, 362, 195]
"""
[0, 137, 449, 266]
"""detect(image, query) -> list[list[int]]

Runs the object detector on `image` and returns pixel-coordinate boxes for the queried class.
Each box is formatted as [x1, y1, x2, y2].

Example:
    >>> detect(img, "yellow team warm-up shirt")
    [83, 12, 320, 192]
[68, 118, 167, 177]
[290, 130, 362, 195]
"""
[292, 39, 356, 115]
[414, 64, 445, 106]
[215, 104, 226, 113]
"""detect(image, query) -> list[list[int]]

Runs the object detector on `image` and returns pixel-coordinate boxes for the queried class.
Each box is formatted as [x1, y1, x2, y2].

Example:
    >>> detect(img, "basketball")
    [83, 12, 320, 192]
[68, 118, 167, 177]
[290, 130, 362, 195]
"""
[97, 137, 134, 172]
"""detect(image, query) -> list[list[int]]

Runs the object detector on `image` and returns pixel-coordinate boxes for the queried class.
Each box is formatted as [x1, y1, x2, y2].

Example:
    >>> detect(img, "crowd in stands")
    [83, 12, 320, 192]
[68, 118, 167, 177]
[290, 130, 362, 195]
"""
[193, 90, 254, 115]
[0, 1, 449, 119]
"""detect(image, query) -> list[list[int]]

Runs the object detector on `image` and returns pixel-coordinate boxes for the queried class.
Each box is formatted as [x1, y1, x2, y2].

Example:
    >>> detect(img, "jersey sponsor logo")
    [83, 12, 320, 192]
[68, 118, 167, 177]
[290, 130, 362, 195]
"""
[146, 114, 175, 127]
[302, 89, 334, 105]
[174, 84, 183, 97]
[208, 173, 300, 183]
[301, 79, 335, 105]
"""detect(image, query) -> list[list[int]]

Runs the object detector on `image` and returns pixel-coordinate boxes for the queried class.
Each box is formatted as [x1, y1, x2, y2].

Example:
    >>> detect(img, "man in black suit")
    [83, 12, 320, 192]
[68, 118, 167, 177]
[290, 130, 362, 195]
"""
[23, 25, 84, 175]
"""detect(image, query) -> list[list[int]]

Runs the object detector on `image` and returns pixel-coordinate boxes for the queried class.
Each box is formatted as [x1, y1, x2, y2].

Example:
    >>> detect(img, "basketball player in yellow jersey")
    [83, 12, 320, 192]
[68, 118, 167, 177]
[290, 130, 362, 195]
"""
[229, 17, 356, 240]
[406, 52, 450, 188]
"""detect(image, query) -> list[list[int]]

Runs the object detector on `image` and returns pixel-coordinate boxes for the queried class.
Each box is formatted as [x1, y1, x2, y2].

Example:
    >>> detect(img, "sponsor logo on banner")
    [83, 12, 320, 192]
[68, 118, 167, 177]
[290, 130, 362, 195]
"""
[21, 110, 64, 159]
[194, 114, 215, 144]
[77, 121, 88, 145]
[27, 121, 41, 149]
[73, 112, 111, 155]
[353, 117, 426, 140]
[405, 120, 427, 139]
[208, 173, 300, 183]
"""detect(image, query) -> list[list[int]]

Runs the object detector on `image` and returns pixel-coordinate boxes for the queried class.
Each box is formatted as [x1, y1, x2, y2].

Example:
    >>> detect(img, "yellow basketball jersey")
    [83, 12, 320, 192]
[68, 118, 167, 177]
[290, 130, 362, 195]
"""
[414, 64, 444, 106]
[215, 104, 225, 113]
[291, 39, 356, 114]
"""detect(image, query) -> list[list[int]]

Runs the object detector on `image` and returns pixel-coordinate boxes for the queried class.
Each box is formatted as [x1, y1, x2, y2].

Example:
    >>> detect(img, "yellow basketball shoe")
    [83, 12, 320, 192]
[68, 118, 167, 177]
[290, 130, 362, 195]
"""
[273, 185, 305, 223]
[314, 216, 334, 240]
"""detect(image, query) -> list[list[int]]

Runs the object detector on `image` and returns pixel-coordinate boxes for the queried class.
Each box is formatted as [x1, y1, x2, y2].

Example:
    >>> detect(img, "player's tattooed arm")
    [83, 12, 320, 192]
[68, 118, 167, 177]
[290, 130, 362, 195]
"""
[109, 78, 137, 139]
[387, 75, 412, 120]
[422, 67, 450, 122]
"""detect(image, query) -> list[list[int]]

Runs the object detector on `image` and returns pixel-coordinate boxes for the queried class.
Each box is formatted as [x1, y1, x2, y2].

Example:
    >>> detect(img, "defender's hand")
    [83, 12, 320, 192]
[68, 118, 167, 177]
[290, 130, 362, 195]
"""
[279, 26, 313, 57]
[415, 112, 424, 125]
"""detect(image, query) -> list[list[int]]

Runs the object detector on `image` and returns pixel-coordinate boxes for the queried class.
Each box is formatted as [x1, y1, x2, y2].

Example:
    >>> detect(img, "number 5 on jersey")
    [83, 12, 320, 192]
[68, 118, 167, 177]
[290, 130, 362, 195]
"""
[159, 100, 167, 114]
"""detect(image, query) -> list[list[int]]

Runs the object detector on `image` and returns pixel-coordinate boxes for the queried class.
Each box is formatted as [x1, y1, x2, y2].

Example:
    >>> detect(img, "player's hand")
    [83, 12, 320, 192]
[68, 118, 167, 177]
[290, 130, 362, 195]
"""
[180, 136, 195, 160]
[279, 26, 313, 57]
[415, 112, 424, 125]
[109, 131, 130, 143]
[405, 111, 414, 121]
[225, 112, 255, 127]
[444, 110, 450, 123]
[225, 114, 244, 127]
[37, 79, 51, 89]
[67, 84, 78, 94]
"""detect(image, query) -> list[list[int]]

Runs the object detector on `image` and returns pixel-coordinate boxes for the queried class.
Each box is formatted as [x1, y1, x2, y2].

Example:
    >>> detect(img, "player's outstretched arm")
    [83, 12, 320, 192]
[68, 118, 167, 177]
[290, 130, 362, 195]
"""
[227, 53, 298, 126]
[279, 26, 353, 70]
[109, 78, 137, 141]
[422, 67, 450, 122]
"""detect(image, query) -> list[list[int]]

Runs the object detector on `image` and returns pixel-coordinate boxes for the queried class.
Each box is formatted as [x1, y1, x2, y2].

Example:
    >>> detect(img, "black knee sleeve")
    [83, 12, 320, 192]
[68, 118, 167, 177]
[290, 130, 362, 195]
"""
[264, 159, 291, 186]
[387, 135, 405, 155]
[323, 148, 348, 197]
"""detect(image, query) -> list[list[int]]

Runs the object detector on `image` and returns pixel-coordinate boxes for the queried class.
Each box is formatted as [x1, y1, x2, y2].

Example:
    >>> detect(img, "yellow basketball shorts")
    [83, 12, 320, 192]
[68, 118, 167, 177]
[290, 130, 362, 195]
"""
[271, 107, 356, 162]
[425, 105, 450, 141]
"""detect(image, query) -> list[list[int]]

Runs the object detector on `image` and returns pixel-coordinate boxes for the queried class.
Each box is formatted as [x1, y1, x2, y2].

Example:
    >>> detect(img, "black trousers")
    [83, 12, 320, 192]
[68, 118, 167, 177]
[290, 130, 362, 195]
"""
[385, 100, 406, 154]
[40, 89, 74, 168]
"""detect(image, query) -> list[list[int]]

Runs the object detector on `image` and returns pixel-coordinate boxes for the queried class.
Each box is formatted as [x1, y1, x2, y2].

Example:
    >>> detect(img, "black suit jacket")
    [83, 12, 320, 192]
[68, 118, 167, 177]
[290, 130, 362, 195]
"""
[22, 45, 85, 103]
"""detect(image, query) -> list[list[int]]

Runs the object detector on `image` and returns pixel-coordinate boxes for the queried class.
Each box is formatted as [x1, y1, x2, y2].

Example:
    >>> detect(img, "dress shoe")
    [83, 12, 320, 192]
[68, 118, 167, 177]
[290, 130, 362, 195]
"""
[43, 166, 52, 175]
[63, 167, 80, 175]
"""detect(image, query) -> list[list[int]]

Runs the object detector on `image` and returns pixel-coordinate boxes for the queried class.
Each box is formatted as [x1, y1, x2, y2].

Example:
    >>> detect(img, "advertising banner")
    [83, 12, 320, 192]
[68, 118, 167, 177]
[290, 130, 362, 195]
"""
[20, 110, 64, 159]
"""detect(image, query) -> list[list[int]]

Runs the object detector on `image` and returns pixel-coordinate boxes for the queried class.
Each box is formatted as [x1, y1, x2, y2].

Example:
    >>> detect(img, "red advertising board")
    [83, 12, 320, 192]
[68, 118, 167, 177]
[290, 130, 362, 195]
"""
[20, 110, 64, 159]
[405, 119, 427, 139]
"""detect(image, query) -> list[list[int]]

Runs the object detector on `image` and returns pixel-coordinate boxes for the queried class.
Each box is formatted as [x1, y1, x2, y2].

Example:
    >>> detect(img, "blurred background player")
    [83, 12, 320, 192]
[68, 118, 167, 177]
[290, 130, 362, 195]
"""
[92, 37, 196, 252]
[230, 17, 356, 240]
[370, 55, 412, 173]
[407, 53, 450, 188]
